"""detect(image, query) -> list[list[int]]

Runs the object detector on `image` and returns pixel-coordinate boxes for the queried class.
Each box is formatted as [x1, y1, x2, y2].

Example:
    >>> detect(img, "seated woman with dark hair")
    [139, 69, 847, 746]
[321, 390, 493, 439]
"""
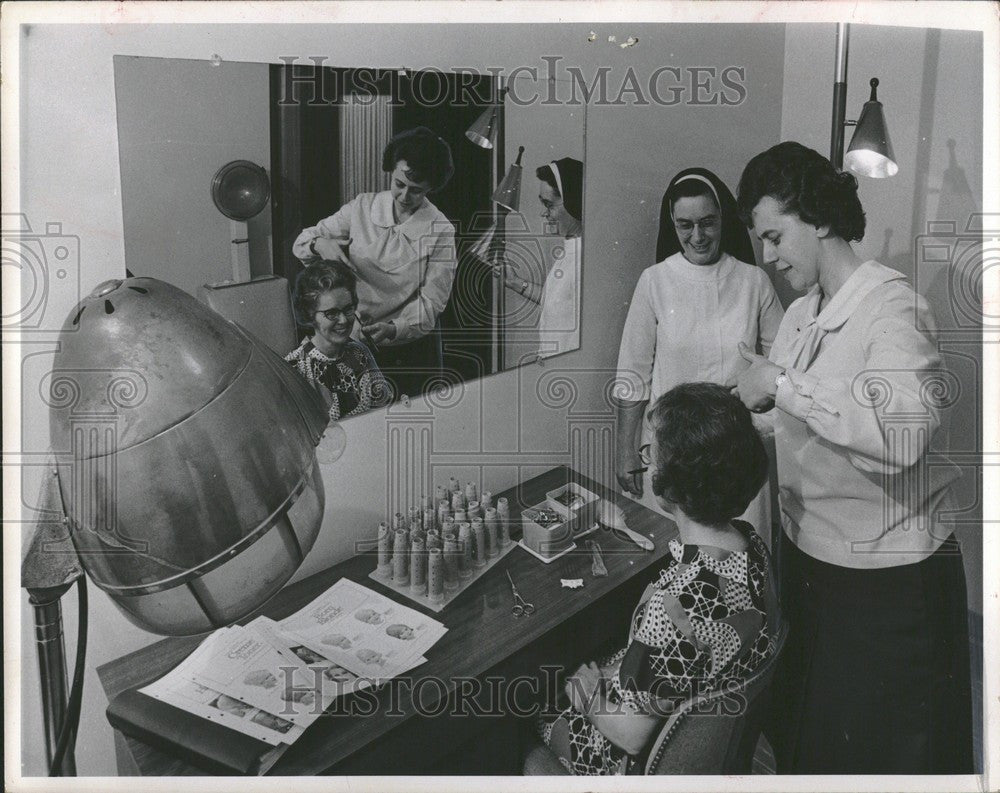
[527, 383, 780, 776]
[286, 260, 390, 421]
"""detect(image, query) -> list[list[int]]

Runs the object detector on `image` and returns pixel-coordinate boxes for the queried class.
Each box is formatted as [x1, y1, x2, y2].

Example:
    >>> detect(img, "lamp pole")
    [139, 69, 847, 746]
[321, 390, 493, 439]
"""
[830, 22, 850, 169]
[492, 77, 506, 375]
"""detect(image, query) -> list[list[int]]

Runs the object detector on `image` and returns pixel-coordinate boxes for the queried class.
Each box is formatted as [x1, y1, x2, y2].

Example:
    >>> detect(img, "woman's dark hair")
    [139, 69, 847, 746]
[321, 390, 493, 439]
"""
[736, 141, 866, 242]
[649, 382, 768, 526]
[657, 167, 756, 264]
[381, 126, 454, 191]
[292, 260, 358, 330]
[536, 157, 584, 223]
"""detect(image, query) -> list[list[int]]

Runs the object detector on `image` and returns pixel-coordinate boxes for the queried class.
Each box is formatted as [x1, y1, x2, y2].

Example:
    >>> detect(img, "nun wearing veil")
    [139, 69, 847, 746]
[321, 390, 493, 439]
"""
[614, 167, 784, 539]
[502, 157, 584, 359]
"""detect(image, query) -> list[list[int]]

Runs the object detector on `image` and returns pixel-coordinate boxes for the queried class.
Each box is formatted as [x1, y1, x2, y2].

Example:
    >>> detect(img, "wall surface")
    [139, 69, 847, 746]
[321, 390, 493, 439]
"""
[114, 55, 273, 295]
[15, 19, 983, 780]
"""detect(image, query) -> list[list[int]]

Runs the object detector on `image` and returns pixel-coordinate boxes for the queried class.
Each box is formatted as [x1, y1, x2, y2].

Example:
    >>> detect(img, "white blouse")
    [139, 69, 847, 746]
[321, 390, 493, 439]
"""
[538, 236, 581, 358]
[293, 191, 457, 345]
[766, 260, 961, 568]
[615, 252, 784, 403]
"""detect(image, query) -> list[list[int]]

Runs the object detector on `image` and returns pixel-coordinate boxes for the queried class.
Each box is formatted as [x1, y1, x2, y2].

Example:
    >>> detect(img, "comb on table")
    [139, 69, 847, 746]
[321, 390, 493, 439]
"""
[587, 540, 608, 577]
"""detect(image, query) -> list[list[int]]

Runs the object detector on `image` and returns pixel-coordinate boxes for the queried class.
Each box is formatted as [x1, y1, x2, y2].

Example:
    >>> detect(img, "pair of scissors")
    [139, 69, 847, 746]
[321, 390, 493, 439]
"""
[506, 570, 535, 618]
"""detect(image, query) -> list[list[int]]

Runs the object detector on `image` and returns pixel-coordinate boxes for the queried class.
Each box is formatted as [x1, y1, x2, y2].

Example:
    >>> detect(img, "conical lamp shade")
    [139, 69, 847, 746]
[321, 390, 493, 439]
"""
[492, 145, 525, 211]
[492, 166, 522, 211]
[468, 223, 498, 262]
[465, 105, 499, 149]
[845, 78, 898, 178]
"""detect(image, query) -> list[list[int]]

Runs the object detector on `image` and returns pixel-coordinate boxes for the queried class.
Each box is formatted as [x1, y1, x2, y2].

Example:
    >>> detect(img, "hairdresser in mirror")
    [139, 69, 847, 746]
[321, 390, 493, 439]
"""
[525, 383, 779, 776]
[286, 261, 390, 421]
[501, 157, 583, 359]
[614, 168, 783, 538]
[293, 127, 457, 400]
[733, 142, 971, 774]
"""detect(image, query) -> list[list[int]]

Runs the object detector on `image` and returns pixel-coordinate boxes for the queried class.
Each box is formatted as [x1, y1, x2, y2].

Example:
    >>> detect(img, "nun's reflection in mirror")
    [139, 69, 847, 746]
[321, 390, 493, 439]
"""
[500, 157, 584, 359]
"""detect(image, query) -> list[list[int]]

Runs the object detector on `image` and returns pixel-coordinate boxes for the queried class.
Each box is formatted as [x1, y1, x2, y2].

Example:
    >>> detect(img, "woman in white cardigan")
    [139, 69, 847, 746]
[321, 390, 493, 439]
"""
[734, 141, 972, 774]
[614, 167, 784, 539]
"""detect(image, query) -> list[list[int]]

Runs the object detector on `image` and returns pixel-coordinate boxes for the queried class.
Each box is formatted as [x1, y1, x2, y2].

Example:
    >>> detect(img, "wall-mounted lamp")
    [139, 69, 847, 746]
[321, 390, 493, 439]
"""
[830, 23, 898, 179]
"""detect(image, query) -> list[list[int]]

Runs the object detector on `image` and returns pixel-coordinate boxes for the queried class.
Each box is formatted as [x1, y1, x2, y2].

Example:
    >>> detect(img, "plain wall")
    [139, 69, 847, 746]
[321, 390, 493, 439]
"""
[114, 55, 273, 295]
[16, 20, 984, 779]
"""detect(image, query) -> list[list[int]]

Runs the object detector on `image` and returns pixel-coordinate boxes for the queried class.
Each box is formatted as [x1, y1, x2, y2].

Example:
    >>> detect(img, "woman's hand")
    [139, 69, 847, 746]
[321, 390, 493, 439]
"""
[615, 446, 644, 497]
[498, 264, 523, 293]
[311, 237, 352, 266]
[565, 661, 604, 715]
[734, 342, 783, 412]
[361, 321, 397, 345]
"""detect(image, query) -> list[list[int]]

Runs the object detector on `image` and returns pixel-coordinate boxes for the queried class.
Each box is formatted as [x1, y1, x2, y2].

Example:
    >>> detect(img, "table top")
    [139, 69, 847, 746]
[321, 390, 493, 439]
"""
[96, 466, 678, 775]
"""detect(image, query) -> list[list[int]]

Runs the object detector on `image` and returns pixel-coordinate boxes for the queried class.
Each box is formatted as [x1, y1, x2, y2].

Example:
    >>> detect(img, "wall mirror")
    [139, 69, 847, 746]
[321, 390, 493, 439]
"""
[113, 56, 586, 417]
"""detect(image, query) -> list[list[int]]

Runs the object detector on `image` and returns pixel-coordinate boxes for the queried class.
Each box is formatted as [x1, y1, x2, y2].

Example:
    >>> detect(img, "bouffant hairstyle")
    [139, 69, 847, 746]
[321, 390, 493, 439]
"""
[649, 382, 768, 527]
[736, 141, 866, 242]
[381, 126, 455, 191]
[292, 260, 358, 331]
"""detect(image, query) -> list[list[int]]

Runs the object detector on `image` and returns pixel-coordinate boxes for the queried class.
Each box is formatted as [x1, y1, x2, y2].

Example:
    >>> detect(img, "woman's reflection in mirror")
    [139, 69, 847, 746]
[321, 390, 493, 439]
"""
[293, 127, 457, 400]
[286, 261, 391, 421]
[501, 157, 584, 359]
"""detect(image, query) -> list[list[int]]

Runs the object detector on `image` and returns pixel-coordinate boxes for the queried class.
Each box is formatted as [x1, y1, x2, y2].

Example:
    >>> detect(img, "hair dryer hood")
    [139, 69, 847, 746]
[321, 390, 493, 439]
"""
[48, 278, 329, 635]
[212, 160, 271, 221]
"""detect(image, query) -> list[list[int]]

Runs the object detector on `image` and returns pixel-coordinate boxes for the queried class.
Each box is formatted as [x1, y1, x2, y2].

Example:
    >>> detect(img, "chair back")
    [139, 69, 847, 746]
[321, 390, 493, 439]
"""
[638, 620, 787, 775]
[198, 275, 298, 356]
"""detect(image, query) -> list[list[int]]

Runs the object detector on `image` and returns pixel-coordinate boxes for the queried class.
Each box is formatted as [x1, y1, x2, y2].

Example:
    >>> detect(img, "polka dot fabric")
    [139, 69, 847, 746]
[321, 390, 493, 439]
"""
[537, 520, 777, 775]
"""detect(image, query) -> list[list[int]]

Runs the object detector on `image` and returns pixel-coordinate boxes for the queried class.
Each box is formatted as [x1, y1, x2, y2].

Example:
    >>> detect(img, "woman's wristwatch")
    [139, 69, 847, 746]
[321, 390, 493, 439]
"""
[517, 280, 528, 296]
[774, 370, 788, 392]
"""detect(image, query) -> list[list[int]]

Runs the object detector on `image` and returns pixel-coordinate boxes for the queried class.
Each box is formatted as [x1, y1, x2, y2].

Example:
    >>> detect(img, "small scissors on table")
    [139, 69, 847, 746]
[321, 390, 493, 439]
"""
[506, 570, 535, 618]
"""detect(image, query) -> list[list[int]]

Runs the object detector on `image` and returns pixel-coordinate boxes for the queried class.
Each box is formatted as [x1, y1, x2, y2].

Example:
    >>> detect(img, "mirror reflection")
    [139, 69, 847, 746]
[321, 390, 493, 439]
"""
[113, 56, 585, 420]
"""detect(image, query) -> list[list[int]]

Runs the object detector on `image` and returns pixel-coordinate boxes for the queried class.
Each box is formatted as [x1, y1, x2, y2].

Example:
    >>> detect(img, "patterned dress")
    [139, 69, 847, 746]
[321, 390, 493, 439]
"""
[538, 521, 778, 775]
[285, 338, 390, 421]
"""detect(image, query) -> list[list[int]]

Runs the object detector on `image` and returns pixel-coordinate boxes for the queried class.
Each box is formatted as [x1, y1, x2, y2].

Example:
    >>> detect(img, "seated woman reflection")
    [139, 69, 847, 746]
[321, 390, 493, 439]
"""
[501, 157, 583, 359]
[286, 261, 390, 421]
[293, 127, 457, 399]
[526, 383, 779, 776]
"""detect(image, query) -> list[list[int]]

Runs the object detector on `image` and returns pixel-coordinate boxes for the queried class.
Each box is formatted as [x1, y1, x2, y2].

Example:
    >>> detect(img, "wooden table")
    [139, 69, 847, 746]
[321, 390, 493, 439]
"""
[97, 466, 678, 775]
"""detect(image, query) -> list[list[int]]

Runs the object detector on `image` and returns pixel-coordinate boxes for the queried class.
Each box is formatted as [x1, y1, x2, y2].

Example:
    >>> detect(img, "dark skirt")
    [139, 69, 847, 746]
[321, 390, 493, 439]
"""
[768, 533, 973, 774]
[368, 323, 443, 401]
